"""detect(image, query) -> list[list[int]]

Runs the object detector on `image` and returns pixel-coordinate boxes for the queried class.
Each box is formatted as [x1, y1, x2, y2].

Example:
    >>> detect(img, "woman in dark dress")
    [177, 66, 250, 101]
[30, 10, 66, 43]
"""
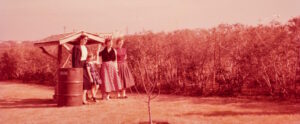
[72, 35, 91, 104]
[99, 38, 122, 100]
[115, 38, 135, 98]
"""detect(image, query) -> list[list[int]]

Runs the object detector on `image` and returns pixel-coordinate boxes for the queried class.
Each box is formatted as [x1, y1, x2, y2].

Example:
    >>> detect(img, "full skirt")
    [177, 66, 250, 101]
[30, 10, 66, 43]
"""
[100, 62, 122, 92]
[118, 62, 135, 88]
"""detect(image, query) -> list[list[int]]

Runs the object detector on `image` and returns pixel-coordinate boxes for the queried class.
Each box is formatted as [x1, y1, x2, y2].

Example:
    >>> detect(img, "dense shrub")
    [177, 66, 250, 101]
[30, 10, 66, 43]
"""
[124, 16, 300, 97]
[0, 43, 56, 85]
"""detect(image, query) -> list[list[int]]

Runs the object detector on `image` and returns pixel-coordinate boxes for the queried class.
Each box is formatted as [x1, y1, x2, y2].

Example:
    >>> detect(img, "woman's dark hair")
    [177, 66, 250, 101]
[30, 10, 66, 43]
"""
[105, 38, 112, 44]
[74, 35, 88, 45]
[115, 38, 124, 45]
[79, 35, 88, 40]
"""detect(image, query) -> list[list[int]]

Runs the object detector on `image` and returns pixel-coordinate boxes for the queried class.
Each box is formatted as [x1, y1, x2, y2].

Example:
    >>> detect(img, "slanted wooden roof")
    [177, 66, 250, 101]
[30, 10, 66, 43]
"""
[34, 31, 105, 47]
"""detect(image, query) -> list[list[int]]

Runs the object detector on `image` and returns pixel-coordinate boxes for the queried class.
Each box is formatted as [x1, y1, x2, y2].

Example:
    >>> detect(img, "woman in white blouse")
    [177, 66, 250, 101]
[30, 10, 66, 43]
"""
[72, 35, 92, 104]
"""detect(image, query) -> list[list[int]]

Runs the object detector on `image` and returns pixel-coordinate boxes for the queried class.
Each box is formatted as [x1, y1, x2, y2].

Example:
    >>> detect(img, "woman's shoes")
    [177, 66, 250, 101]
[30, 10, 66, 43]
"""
[83, 101, 88, 105]
[92, 97, 99, 103]
[118, 96, 128, 99]
[102, 96, 110, 100]
[83, 98, 98, 104]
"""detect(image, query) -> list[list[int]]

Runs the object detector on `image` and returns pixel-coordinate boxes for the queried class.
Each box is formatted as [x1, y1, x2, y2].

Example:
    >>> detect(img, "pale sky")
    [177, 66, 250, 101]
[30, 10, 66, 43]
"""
[0, 0, 299, 41]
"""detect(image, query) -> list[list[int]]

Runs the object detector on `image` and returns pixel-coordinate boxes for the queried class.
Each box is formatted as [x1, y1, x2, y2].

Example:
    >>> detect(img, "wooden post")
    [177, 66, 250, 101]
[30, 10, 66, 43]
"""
[58, 45, 63, 67]
[54, 45, 63, 101]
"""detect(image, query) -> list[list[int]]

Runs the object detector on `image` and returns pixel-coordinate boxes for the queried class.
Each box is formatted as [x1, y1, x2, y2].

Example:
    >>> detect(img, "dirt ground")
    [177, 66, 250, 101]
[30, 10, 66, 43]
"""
[0, 81, 299, 124]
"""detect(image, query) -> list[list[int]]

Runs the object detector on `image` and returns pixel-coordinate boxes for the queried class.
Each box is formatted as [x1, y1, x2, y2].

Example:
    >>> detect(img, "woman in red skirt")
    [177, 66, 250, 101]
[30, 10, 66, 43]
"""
[99, 38, 122, 100]
[115, 38, 135, 98]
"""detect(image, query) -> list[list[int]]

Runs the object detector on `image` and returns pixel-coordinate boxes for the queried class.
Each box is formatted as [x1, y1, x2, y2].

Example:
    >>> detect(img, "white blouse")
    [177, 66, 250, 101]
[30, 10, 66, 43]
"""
[80, 45, 88, 61]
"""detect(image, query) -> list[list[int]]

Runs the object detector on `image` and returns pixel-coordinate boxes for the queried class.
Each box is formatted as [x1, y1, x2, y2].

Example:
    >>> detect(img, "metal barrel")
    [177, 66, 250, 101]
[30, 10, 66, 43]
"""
[57, 68, 83, 106]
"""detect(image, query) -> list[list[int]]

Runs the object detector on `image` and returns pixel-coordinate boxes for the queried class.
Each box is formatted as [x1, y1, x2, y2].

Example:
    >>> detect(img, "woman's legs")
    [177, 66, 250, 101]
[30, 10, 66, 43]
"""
[117, 91, 121, 98]
[122, 89, 126, 97]
[106, 92, 110, 100]
[117, 89, 127, 99]
[101, 89, 110, 100]
[116, 89, 127, 98]
[91, 84, 99, 98]
[91, 84, 99, 102]
[95, 84, 99, 96]
[82, 90, 88, 104]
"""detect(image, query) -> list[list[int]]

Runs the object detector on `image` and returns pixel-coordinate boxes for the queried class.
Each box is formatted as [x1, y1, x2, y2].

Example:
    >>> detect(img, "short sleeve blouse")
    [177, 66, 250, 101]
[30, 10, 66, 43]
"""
[99, 47, 116, 62]
[116, 48, 126, 62]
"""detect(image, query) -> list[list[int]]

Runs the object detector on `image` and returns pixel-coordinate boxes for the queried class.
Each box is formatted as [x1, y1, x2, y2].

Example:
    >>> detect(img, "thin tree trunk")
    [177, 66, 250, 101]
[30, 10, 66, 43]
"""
[148, 95, 152, 124]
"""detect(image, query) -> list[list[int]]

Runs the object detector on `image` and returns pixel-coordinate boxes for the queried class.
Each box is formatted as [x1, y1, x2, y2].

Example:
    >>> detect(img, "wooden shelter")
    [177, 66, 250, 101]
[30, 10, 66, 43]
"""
[35, 31, 105, 47]
[34, 31, 105, 100]
[34, 31, 105, 65]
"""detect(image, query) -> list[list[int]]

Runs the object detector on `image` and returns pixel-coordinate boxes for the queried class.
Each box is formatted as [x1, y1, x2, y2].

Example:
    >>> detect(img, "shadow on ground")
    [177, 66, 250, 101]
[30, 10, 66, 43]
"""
[177, 110, 300, 117]
[139, 120, 170, 124]
[155, 95, 300, 117]
[156, 96, 255, 105]
[0, 98, 56, 109]
[170, 97, 300, 117]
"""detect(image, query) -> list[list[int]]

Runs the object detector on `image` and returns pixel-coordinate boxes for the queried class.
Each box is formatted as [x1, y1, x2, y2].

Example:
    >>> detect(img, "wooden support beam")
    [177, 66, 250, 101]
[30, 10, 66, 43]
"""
[39, 47, 57, 59]
[58, 45, 62, 67]
[60, 33, 82, 44]
[59, 31, 105, 45]
[62, 44, 72, 54]
[53, 45, 62, 101]
[62, 54, 71, 68]
[84, 32, 105, 42]
[34, 41, 59, 47]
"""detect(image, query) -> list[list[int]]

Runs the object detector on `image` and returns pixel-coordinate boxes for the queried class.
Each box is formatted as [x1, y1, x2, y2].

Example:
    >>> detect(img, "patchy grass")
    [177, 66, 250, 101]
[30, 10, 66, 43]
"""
[0, 81, 299, 124]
